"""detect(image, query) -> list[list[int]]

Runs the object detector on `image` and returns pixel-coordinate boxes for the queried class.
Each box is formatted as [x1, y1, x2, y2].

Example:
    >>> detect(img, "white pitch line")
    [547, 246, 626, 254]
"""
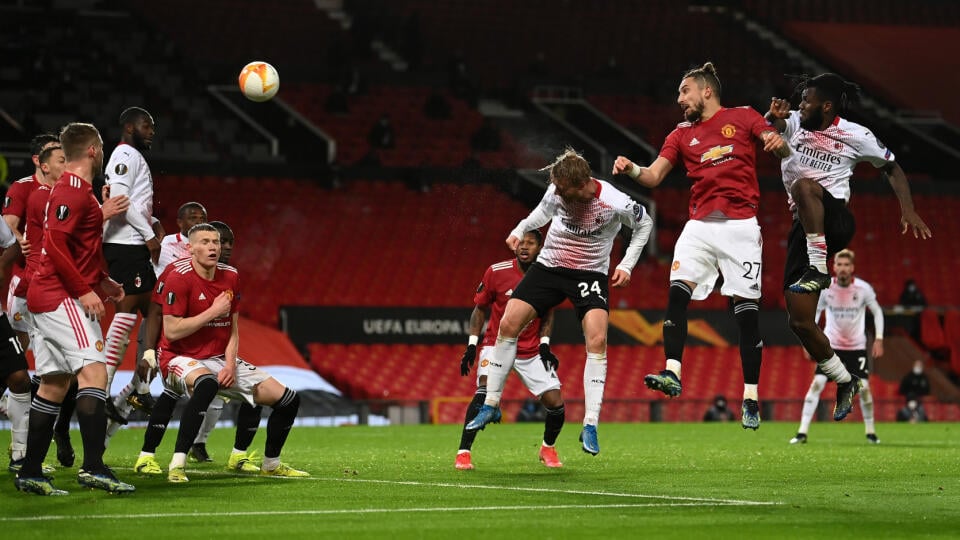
[314, 477, 778, 506]
[115, 468, 780, 507]
[0, 502, 770, 522]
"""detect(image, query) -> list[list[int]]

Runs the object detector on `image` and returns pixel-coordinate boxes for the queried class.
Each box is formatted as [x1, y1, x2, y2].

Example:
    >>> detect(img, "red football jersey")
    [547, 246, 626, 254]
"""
[659, 107, 776, 220]
[158, 261, 240, 372]
[27, 173, 107, 313]
[2, 175, 42, 276]
[473, 259, 542, 358]
[152, 256, 191, 305]
[13, 184, 51, 298]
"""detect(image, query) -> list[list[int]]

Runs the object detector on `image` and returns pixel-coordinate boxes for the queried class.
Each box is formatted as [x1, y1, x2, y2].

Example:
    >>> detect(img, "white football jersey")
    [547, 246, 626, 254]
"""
[103, 143, 155, 245]
[154, 232, 190, 277]
[816, 277, 884, 351]
[780, 111, 894, 211]
[510, 179, 652, 274]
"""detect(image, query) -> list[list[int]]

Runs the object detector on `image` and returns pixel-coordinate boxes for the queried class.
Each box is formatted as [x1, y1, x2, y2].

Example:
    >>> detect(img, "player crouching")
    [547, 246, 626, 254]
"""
[158, 224, 308, 482]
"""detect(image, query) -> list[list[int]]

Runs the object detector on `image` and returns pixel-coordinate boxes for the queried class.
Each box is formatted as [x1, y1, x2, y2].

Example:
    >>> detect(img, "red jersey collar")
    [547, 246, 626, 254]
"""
[592, 178, 602, 199]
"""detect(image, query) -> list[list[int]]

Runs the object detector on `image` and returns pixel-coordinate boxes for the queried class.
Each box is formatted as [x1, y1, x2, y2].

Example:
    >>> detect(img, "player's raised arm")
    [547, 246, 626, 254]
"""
[765, 97, 790, 132]
[612, 155, 673, 188]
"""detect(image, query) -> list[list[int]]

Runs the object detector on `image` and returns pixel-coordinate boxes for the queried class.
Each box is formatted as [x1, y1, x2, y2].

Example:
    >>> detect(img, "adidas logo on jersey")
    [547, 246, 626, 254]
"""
[689, 137, 700, 146]
[506, 288, 513, 296]
[199, 293, 206, 300]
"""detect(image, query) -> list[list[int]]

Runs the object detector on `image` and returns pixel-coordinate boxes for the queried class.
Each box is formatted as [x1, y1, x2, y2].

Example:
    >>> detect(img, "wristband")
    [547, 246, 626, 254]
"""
[540, 336, 550, 345]
[627, 163, 642, 179]
[468, 335, 479, 346]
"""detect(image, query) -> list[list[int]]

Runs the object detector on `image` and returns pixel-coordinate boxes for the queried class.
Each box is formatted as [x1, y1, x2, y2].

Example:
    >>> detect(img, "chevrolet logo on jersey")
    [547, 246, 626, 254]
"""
[700, 145, 733, 163]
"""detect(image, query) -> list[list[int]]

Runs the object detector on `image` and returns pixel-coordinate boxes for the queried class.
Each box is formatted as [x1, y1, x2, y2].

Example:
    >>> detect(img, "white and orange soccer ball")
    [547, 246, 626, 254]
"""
[238, 61, 279, 102]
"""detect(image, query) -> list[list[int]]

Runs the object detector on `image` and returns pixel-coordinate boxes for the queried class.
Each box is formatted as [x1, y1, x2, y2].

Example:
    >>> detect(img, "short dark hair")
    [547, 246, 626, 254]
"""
[187, 223, 218, 238]
[683, 62, 722, 99]
[209, 220, 234, 240]
[30, 133, 59, 156]
[524, 229, 543, 247]
[804, 73, 860, 113]
[119, 107, 152, 127]
[37, 144, 62, 165]
[177, 201, 207, 220]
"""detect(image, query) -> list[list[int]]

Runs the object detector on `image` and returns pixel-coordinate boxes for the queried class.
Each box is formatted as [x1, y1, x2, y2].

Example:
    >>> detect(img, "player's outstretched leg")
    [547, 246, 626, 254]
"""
[734, 299, 762, 430]
[191, 397, 224, 463]
[645, 281, 691, 397]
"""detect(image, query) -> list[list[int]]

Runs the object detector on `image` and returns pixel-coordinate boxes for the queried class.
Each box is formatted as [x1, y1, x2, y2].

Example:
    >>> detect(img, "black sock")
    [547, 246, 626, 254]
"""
[663, 281, 693, 363]
[173, 375, 218, 454]
[234, 402, 262, 451]
[734, 300, 763, 385]
[75, 387, 107, 471]
[458, 388, 486, 451]
[542, 404, 565, 446]
[54, 379, 78, 436]
[265, 389, 299, 459]
[142, 390, 179, 453]
[20, 395, 60, 477]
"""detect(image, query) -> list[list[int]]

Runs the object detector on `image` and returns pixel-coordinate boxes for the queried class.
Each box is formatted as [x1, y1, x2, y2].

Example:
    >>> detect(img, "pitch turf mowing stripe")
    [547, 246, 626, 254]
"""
[0, 501, 776, 522]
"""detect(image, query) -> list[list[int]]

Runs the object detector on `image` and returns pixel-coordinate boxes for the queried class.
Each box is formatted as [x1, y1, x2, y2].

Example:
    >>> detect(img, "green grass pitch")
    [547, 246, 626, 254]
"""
[1, 421, 957, 539]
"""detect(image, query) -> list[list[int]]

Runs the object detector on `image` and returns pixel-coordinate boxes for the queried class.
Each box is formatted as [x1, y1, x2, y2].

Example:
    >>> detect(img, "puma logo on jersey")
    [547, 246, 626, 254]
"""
[198, 292, 206, 300]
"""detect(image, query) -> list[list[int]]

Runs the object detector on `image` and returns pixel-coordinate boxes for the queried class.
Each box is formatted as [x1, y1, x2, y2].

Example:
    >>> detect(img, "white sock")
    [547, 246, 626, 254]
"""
[665, 359, 682, 379]
[805, 233, 828, 273]
[232, 448, 248, 455]
[860, 381, 876, 434]
[743, 384, 758, 401]
[135, 373, 152, 394]
[104, 313, 138, 388]
[170, 452, 187, 470]
[195, 398, 224, 444]
[798, 374, 827, 434]
[818, 354, 851, 383]
[262, 456, 280, 471]
[7, 392, 31, 461]
[583, 352, 607, 426]
[483, 334, 517, 407]
[139, 451, 155, 459]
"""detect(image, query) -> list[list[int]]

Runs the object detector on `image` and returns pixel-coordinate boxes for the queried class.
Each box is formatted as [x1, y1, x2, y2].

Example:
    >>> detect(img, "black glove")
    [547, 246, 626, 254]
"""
[460, 344, 477, 376]
[540, 343, 559, 372]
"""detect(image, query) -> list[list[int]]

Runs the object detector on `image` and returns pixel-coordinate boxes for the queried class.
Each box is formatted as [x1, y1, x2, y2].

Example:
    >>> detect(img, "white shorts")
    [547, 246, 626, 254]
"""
[7, 295, 30, 334]
[164, 355, 272, 406]
[5, 276, 28, 333]
[670, 217, 763, 300]
[30, 299, 106, 376]
[477, 345, 561, 397]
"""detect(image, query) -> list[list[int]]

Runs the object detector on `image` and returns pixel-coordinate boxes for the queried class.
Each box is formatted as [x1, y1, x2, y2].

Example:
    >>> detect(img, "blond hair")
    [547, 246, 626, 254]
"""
[835, 248, 855, 263]
[541, 147, 591, 187]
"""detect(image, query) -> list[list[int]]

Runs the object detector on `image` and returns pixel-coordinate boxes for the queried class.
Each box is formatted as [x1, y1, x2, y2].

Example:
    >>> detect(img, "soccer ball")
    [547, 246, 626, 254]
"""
[238, 61, 279, 102]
